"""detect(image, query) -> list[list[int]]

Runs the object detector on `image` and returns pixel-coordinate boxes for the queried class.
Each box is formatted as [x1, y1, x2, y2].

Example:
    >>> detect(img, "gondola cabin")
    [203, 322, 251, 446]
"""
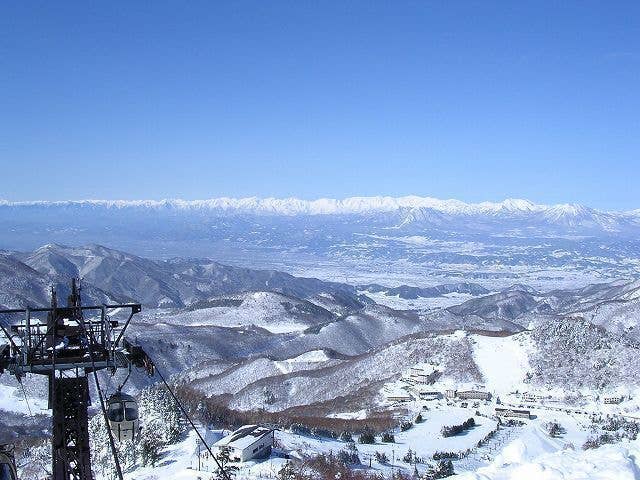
[0, 445, 17, 480]
[107, 393, 139, 442]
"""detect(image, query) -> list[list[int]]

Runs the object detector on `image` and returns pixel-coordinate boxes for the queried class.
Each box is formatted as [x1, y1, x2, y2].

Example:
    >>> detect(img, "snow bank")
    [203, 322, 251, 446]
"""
[457, 441, 640, 480]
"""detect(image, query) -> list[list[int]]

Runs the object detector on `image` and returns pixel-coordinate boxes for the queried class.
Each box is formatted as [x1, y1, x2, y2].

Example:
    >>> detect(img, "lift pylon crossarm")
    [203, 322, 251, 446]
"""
[0, 302, 142, 376]
[0, 303, 142, 315]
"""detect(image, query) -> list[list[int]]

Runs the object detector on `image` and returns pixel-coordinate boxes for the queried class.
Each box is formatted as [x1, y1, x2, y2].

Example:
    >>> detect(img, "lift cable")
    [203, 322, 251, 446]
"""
[91, 368, 125, 480]
[75, 315, 125, 480]
[78, 304, 228, 480]
[149, 354, 232, 480]
[17, 377, 32, 416]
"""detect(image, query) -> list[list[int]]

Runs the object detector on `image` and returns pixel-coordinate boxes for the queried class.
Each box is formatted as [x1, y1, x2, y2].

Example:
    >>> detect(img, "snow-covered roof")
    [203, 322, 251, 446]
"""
[383, 383, 412, 399]
[214, 425, 272, 450]
[409, 362, 438, 374]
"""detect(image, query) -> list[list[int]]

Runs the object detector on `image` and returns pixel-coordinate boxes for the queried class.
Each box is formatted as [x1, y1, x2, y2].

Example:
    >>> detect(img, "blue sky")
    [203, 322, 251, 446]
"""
[1, 1, 638, 209]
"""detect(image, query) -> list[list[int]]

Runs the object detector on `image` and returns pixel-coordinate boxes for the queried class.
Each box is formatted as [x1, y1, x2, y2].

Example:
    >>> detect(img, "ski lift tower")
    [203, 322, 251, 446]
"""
[0, 279, 149, 480]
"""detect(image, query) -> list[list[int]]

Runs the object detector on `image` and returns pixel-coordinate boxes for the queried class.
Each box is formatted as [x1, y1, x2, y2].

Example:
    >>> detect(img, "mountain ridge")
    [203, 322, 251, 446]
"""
[1, 195, 637, 215]
[2, 243, 362, 309]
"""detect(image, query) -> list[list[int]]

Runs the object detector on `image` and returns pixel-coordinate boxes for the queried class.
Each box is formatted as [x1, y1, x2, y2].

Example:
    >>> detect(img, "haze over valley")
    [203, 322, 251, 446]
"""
[2, 195, 639, 293]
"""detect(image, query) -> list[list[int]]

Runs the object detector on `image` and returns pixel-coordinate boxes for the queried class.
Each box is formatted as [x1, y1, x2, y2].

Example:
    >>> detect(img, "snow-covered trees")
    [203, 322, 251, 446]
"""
[543, 421, 564, 437]
[89, 413, 124, 479]
[530, 318, 640, 389]
[381, 432, 395, 443]
[400, 421, 413, 432]
[89, 385, 184, 475]
[16, 440, 50, 479]
[403, 449, 417, 464]
[214, 446, 239, 480]
[423, 460, 454, 479]
[582, 434, 616, 450]
[262, 388, 276, 405]
[358, 429, 375, 444]
[337, 442, 361, 465]
[278, 460, 297, 480]
[138, 387, 183, 444]
[374, 451, 389, 463]
[440, 418, 475, 437]
[339, 431, 353, 442]
[583, 416, 640, 449]
[138, 429, 162, 467]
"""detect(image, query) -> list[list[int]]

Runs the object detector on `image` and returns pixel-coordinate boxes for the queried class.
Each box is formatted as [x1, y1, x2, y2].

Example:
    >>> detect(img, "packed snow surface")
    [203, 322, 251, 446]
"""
[458, 439, 640, 480]
[470, 333, 533, 395]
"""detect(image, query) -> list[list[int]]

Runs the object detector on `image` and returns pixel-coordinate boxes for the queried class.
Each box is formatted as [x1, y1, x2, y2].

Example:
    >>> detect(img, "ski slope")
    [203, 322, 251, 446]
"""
[470, 332, 533, 395]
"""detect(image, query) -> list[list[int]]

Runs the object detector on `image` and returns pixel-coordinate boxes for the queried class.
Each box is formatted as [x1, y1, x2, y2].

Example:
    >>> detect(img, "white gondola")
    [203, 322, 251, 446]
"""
[0, 445, 17, 480]
[107, 392, 139, 442]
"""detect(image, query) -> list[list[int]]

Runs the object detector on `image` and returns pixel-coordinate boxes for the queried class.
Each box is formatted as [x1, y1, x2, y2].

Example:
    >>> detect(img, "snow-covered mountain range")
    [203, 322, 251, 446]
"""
[0, 244, 359, 309]
[2, 244, 639, 381]
[3, 242, 640, 479]
[1, 202, 640, 480]
[2, 196, 640, 292]
[1, 196, 637, 220]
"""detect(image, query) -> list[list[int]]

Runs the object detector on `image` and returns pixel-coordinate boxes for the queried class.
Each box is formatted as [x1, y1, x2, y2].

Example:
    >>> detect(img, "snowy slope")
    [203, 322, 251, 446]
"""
[470, 333, 534, 395]
[458, 439, 640, 480]
[159, 292, 335, 333]
[5, 243, 361, 309]
[226, 332, 481, 412]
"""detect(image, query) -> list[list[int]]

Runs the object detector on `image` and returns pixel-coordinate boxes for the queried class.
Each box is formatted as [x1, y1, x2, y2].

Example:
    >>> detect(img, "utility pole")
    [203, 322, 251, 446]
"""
[392, 449, 395, 477]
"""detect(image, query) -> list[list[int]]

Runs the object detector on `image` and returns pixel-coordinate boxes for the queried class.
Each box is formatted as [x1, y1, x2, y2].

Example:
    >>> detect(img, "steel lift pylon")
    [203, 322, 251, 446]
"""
[0, 280, 151, 480]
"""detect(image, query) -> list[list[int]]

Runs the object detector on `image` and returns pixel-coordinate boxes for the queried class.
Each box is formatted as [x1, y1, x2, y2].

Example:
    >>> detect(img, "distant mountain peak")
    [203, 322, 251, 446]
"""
[0, 195, 615, 216]
[497, 198, 539, 211]
[1, 196, 637, 239]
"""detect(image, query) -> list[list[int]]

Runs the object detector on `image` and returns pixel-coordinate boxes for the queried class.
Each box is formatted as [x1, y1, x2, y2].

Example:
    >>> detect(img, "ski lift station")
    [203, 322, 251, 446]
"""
[214, 425, 274, 462]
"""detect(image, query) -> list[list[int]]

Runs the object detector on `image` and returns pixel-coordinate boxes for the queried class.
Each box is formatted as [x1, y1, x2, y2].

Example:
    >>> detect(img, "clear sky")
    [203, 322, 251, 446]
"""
[1, 1, 638, 209]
